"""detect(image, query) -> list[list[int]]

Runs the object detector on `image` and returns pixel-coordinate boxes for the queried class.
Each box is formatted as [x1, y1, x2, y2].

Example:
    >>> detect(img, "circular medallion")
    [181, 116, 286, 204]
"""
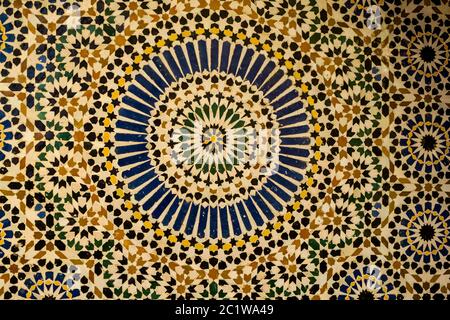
[114, 37, 310, 239]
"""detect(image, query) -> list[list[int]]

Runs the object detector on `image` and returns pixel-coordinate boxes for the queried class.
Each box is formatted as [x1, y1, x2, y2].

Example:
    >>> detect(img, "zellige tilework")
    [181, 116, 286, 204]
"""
[0, 0, 449, 300]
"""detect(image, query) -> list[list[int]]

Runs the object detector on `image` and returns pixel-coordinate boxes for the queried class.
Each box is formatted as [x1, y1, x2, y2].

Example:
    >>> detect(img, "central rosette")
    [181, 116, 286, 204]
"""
[115, 39, 310, 238]
[147, 72, 281, 208]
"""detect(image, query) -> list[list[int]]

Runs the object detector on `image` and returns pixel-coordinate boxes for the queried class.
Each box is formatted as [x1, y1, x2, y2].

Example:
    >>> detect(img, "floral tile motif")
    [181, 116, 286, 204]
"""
[0, 0, 448, 300]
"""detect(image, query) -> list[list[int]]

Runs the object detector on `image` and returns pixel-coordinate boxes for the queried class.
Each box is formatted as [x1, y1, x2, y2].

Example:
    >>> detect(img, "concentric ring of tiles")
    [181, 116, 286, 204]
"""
[100, 18, 319, 255]
[115, 37, 311, 239]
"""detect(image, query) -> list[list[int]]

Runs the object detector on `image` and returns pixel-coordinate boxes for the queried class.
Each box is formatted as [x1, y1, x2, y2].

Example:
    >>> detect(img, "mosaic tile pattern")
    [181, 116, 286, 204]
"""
[0, 0, 449, 300]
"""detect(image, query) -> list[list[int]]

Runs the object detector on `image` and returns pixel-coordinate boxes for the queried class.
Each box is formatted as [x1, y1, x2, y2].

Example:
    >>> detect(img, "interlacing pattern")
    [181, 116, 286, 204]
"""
[0, 0, 448, 300]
